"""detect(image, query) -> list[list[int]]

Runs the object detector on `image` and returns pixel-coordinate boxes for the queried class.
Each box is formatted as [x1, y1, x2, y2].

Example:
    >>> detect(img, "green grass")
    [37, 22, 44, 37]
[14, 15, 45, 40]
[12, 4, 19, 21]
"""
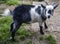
[0, 0, 32, 5]
[39, 34, 56, 44]
[0, 16, 12, 44]
[45, 35, 56, 44]
[39, 35, 45, 40]
[0, 16, 34, 44]
[5, 0, 20, 5]
[24, 40, 32, 44]
[17, 28, 34, 41]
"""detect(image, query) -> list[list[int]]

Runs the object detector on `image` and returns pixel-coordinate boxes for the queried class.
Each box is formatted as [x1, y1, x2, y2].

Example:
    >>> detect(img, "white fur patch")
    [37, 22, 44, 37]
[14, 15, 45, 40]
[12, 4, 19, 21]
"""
[46, 5, 54, 10]
[1, 8, 10, 16]
[29, 5, 42, 23]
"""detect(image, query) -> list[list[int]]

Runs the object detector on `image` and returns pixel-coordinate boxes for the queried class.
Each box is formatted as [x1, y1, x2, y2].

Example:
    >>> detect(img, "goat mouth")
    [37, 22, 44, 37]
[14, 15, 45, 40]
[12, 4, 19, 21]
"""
[48, 16, 50, 18]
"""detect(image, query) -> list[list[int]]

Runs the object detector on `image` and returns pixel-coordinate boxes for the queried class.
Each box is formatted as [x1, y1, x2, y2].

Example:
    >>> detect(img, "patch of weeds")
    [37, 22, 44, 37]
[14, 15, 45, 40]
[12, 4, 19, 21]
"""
[16, 23, 34, 41]
[39, 35, 45, 40]
[24, 40, 32, 44]
[17, 28, 34, 41]
[45, 35, 56, 44]
[0, 16, 12, 43]
[5, 0, 20, 5]
[4, 40, 19, 44]
[19, 35, 26, 41]
[39, 34, 56, 44]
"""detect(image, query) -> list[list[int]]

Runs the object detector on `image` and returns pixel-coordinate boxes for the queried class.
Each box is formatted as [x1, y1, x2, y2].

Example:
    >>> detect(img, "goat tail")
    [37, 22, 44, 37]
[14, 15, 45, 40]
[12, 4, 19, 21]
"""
[1, 8, 13, 16]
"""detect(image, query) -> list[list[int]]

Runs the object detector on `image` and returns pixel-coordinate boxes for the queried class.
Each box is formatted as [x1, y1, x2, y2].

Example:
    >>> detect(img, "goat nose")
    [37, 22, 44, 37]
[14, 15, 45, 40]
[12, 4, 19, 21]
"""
[48, 16, 50, 18]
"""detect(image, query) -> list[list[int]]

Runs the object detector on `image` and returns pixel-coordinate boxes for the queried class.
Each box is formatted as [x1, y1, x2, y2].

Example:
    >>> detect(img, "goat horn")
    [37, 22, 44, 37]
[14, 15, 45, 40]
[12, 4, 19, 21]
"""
[44, 1, 49, 5]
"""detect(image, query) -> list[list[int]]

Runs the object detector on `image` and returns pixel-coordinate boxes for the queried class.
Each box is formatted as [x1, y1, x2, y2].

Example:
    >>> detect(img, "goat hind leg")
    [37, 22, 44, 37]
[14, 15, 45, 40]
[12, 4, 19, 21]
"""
[10, 22, 14, 32]
[10, 21, 22, 41]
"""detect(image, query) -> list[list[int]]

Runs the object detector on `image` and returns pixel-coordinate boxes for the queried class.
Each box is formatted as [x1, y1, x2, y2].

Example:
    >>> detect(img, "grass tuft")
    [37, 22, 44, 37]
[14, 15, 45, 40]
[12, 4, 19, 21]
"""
[45, 35, 56, 44]
[24, 40, 32, 44]
[39, 34, 56, 44]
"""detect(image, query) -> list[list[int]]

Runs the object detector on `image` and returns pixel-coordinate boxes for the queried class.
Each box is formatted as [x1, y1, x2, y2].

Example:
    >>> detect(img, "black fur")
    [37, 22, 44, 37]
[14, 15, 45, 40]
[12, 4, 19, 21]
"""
[41, 15, 47, 21]
[35, 6, 41, 14]
[13, 5, 35, 23]
[40, 26, 44, 34]
[10, 21, 22, 41]
[44, 22, 48, 29]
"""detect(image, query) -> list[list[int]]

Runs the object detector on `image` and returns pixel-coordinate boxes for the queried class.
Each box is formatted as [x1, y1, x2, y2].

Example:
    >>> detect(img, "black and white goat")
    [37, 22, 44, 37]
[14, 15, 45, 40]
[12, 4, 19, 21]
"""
[2, 3, 58, 41]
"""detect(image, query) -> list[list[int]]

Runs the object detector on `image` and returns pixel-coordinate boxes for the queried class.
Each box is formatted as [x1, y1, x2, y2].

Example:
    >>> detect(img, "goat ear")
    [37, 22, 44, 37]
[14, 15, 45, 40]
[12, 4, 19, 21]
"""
[52, 3, 59, 9]
[54, 4, 59, 9]
[41, 4, 46, 9]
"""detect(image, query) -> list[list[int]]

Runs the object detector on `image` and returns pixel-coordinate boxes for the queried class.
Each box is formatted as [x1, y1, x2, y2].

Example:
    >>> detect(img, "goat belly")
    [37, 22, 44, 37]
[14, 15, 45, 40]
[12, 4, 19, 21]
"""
[22, 12, 31, 23]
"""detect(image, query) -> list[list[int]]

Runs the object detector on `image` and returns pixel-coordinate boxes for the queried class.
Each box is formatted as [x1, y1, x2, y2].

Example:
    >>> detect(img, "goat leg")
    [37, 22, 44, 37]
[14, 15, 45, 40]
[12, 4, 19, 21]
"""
[40, 26, 44, 35]
[44, 21, 48, 29]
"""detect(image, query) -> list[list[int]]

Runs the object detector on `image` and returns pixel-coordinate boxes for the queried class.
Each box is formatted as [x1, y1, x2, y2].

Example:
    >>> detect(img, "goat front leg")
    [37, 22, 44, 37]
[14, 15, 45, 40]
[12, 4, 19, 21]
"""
[39, 22, 44, 35]
[44, 21, 48, 29]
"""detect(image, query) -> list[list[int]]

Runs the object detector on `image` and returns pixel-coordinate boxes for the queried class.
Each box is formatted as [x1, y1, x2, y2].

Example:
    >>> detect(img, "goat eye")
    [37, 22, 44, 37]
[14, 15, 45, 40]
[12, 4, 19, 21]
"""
[48, 10, 51, 14]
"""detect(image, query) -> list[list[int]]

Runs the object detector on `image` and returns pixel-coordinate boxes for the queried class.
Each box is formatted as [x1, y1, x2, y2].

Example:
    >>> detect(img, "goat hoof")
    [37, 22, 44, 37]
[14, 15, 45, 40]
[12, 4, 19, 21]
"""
[45, 27, 48, 29]
[11, 39, 15, 41]
[40, 32, 44, 35]
[10, 37, 15, 41]
[45, 26, 48, 29]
